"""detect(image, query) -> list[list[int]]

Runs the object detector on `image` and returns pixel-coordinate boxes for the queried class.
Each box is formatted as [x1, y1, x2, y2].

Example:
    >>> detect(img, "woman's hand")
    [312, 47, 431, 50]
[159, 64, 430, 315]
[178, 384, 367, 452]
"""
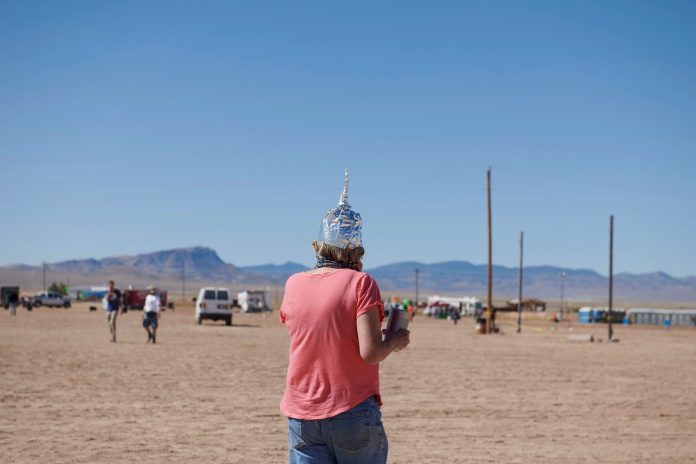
[383, 328, 410, 352]
[357, 308, 411, 365]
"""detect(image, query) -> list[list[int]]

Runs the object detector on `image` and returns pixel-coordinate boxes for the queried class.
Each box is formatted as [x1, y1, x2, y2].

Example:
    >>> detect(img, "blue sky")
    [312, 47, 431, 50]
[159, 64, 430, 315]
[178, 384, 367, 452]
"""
[1, 1, 695, 276]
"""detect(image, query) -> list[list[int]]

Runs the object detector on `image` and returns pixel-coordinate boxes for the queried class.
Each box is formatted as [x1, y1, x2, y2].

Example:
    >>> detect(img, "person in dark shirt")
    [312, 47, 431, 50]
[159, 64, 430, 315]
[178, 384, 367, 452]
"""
[452, 304, 462, 325]
[105, 280, 122, 342]
[8, 292, 19, 316]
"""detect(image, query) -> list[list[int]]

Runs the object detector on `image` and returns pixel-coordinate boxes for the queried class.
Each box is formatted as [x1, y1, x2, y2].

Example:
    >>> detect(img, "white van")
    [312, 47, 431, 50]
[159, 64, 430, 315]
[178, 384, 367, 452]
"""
[237, 290, 271, 313]
[195, 287, 233, 326]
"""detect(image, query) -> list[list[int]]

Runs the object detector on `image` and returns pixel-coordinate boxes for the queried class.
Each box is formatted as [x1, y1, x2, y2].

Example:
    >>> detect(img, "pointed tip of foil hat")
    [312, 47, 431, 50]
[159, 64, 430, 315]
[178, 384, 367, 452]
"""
[338, 168, 350, 208]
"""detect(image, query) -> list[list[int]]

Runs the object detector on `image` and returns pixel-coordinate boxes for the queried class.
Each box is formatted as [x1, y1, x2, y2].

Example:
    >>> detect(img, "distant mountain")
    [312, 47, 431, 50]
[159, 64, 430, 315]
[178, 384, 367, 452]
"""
[47, 247, 240, 281]
[368, 261, 696, 303]
[1, 247, 695, 303]
[0, 247, 285, 290]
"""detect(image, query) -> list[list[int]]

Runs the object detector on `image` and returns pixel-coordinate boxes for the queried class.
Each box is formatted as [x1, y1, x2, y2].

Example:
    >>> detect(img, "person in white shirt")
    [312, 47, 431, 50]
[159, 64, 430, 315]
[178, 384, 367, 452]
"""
[143, 286, 161, 344]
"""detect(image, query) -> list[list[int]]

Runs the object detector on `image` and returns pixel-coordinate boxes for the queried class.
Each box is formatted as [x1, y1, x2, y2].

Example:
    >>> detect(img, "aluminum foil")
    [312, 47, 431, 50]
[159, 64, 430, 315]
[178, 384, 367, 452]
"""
[318, 169, 363, 249]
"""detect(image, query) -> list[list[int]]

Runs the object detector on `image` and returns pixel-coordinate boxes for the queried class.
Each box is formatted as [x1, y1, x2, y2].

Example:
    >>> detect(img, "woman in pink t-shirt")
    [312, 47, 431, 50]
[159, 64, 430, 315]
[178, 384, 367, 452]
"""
[280, 171, 410, 463]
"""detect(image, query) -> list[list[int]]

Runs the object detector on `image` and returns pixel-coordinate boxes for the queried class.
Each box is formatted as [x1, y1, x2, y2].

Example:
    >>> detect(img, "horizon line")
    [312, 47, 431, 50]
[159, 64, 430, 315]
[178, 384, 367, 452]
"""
[1, 246, 694, 280]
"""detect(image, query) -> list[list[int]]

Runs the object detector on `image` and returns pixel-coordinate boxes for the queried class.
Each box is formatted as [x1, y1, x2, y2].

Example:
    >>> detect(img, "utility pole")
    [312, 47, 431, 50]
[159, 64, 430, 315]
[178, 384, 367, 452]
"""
[560, 272, 566, 320]
[182, 260, 186, 304]
[42, 261, 46, 291]
[516, 231, 524, 333]
[608, 215, 614, 341]
[486, 168, 493, 334]
[414, 268, 420, 310]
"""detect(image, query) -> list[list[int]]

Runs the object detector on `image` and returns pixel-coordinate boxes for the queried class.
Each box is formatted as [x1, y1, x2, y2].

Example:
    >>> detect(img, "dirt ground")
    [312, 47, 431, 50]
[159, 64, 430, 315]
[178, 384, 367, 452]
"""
[1, 303, 695, 464]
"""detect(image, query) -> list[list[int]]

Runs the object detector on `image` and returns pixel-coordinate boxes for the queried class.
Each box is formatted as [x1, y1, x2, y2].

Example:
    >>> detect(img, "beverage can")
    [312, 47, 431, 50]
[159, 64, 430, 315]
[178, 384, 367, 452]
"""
[386, 308, 410, 333]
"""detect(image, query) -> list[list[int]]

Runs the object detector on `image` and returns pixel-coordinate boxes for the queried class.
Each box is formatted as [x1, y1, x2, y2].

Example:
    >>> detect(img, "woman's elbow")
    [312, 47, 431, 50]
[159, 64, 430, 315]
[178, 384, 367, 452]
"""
[360, 349, 381, 365]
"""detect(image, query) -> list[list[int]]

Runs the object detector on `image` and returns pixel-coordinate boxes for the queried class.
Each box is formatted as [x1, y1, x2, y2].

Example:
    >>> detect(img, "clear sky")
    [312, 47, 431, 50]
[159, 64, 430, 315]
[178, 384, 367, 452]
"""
[1, 1, 695, 276]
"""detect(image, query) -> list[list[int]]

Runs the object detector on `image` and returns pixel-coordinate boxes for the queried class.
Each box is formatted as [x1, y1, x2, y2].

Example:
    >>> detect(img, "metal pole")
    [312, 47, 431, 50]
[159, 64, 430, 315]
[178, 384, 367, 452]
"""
[414, 268, 420, 310]
[608, 215, 614, 341]
[560, 272, 566, 320]
[486, 168, 493, 334]
[182, 260, 186, 304]
[42, 261, 46, 291]
[517, 231, 524, 333]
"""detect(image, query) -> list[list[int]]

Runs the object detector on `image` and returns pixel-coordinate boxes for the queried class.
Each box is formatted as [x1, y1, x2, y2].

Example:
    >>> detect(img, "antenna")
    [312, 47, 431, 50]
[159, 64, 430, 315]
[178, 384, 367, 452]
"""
[338, 168, 350, 207]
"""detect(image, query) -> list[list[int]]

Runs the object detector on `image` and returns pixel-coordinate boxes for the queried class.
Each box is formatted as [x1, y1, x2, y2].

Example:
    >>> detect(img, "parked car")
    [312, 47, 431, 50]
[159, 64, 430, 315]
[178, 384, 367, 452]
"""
[32, 291, 71, 308]
[195, 287, 233, 326]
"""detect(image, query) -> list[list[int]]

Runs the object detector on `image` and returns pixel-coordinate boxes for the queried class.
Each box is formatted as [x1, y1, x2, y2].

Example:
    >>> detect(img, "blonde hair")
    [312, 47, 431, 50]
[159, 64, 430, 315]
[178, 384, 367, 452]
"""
[312, 241, 364, 271]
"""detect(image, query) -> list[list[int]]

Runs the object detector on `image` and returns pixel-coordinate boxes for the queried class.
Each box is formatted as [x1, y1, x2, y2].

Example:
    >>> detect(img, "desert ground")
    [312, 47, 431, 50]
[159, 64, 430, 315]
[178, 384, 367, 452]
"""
[1, 303, 695, 464]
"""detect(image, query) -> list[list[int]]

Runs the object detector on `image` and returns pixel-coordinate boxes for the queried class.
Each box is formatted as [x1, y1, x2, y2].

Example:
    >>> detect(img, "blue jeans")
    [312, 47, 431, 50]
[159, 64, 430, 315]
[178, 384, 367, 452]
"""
[288, 397, 388, 464]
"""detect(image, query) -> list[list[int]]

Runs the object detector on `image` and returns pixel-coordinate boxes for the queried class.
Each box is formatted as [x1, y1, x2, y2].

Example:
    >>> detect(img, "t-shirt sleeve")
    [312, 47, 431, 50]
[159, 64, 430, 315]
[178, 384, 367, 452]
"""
[279, 303, 287, 324]
[355, 273, 385, 321]
[279, 277, 290, 324]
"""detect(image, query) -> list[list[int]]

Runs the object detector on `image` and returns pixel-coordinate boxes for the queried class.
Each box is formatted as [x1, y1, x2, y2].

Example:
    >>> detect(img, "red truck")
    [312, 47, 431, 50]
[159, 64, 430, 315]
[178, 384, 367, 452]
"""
[123, 289, 170, 311]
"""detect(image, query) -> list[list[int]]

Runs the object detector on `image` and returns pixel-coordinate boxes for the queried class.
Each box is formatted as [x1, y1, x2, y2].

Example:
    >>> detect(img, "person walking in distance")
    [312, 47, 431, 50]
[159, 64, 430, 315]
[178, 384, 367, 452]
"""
[280, 170, 410, 464]
[105, 280, 122, 342]
[8, 291, 19, 316]
[143, 285, 161, 343]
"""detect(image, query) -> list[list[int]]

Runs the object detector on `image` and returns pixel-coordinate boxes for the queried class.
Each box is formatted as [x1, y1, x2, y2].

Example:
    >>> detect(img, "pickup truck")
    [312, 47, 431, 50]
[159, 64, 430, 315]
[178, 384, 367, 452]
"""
[32, 291, 71, 308]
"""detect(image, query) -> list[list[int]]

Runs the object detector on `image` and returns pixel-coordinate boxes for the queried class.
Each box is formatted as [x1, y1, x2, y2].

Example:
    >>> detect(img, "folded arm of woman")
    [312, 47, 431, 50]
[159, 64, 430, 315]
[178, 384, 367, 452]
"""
[357, 307, 410, 365]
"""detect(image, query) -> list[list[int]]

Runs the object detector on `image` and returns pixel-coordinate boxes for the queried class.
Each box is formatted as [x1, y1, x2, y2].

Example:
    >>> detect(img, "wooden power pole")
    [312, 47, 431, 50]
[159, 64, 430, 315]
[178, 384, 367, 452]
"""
[486, 168, 493, 334]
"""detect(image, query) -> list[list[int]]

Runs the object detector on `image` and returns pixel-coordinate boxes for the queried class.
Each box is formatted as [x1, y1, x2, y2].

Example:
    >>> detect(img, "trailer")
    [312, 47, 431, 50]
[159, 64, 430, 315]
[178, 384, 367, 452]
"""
[123, 289, 169, 311]
[426, 295, 482, 316]
[1, 286, 20, 309]
[68, 286, 108, 301]
[504, 298, 547, 312]
[627, 308, 696, 327]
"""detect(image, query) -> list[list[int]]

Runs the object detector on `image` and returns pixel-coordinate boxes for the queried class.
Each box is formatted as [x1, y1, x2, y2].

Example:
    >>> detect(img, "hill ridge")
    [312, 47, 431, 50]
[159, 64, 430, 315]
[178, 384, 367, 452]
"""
[1, 247, 695, 302]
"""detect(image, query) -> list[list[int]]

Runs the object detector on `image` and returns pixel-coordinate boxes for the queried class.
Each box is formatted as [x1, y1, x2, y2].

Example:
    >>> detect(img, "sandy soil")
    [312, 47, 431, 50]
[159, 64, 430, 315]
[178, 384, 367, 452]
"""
[1, 303, 695, 464]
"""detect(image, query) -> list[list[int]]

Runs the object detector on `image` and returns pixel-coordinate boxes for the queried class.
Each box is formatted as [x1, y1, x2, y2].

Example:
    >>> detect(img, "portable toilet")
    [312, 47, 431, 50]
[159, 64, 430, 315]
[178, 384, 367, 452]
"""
[578, 307, 593, 324]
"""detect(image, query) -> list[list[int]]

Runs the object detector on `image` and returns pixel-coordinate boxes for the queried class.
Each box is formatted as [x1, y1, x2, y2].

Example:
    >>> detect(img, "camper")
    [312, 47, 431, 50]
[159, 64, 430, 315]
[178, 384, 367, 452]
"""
[195, 287, 233, 326]
[426, 295, 482, 316]
[237, 290, 271, 313]
[68, 286, 108, 301]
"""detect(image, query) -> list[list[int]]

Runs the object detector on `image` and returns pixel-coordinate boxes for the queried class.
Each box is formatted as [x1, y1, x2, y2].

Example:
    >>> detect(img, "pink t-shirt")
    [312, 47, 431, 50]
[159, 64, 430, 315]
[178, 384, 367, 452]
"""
[279, 269, 385, 420]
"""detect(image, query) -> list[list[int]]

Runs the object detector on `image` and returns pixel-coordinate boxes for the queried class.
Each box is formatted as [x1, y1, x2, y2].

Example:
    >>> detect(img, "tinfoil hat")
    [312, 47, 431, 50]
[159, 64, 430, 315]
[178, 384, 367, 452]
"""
[318, 169, 363, 249]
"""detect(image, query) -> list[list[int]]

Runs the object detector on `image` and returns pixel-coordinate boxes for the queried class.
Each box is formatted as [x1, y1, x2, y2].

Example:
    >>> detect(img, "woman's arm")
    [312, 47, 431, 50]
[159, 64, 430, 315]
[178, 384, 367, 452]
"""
[357, 307, 410, 365]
